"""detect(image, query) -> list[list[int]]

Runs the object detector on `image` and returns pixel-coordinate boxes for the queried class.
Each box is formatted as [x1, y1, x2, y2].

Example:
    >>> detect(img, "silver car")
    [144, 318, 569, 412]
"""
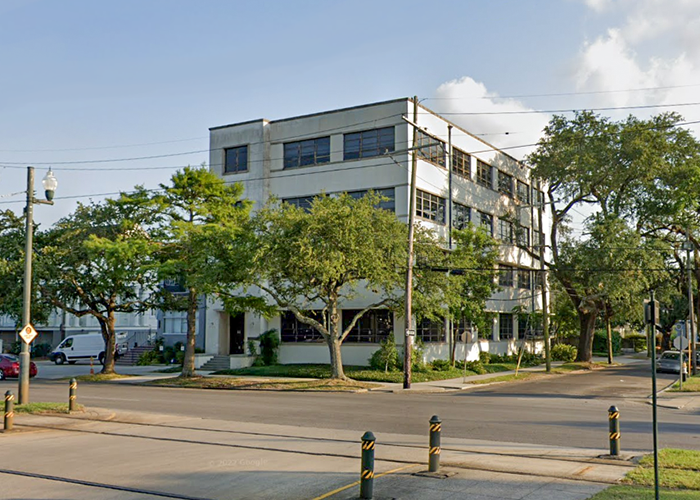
[656, 351, 686, 374]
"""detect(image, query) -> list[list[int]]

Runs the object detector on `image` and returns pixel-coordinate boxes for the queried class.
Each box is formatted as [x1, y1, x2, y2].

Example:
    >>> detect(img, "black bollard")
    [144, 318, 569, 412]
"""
[69, 378, 77, 412]
[429, 415, 441, 472]
[4, 390, 14, 432]
[608, 406, 620, 456]
[360, 431, 375, 499]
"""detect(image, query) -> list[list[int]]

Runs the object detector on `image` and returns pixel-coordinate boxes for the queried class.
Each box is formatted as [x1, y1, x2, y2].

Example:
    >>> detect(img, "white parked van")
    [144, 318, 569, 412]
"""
[50, 334, 107, 365]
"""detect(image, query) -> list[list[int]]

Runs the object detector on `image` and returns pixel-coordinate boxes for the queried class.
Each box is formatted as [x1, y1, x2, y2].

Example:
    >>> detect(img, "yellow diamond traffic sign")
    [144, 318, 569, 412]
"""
[19, 324, 38, 344]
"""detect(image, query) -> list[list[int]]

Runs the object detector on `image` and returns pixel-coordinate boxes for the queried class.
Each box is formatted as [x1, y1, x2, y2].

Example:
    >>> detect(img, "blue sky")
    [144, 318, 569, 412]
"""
[1, 0, 697, 225]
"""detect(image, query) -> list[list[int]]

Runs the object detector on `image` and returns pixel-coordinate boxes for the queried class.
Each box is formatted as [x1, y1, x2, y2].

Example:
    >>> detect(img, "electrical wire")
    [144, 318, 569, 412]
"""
[424, 101, 700, 116]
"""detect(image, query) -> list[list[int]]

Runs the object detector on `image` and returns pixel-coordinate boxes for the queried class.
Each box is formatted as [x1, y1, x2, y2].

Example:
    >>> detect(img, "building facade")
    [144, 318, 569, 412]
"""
[202, 98, 550, 369]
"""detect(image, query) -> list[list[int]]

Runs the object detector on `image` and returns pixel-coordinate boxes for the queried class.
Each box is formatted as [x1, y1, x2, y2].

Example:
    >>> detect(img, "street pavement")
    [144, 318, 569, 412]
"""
[0, 408, 634, 500]
[31, 359, 166, 379]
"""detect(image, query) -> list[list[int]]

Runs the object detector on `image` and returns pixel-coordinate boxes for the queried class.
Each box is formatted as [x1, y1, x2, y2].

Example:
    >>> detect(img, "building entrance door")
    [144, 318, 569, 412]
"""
[229, 313, 245, 355]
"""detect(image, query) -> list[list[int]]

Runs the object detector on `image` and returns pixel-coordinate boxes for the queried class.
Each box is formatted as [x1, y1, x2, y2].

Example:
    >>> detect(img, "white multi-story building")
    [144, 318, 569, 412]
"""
[202, 98, 550, 369]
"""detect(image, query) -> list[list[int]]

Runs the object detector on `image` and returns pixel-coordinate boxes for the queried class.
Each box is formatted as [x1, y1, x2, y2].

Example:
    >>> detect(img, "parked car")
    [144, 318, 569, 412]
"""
[656, 351, 687, 374]
[0, 354, 38, 380]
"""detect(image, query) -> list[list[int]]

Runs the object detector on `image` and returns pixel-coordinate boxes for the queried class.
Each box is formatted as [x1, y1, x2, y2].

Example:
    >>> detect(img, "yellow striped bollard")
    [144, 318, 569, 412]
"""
[608, 405, 620, 456]
[69, 378, 77, 412]
[429, 415, 441, 472]
[360, 431, 375, 499]
[4, 390, 14, 432]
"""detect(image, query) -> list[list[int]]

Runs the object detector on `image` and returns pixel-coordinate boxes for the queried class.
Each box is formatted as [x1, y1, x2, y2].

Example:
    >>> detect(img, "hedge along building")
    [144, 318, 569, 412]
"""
[200, 98, 550, 370]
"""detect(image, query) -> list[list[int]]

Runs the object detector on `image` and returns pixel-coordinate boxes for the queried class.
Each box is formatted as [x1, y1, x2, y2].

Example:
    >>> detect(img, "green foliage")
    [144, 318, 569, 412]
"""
[8, 341, 20, 355]
[137, 349, 160, 365]
[369, 334, 400, 372]
[594, 330, 622, 355]
[489, 352, 543, 367]
[31, 342, 52, 358]
[455, 360, 487, 375]
[258, 329, 280, 366]
[478, 351, 491, 364]
[429, 359, 452, 372]
[551, 343, 577, 362]
[626, 333, 648, 352]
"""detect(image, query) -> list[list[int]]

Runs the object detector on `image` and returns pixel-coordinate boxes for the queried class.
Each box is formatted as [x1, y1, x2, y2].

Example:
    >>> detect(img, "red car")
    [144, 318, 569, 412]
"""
[0, 354, 37, 380]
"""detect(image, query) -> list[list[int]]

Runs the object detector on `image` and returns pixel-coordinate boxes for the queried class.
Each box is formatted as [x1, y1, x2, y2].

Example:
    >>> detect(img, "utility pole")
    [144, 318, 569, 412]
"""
[538, 189, 551, 372]
[683, 230, 695, 376]
[403, 96, 419, 389]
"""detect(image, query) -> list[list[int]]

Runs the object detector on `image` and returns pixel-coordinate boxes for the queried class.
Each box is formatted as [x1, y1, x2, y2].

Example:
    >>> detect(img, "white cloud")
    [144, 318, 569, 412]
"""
[430, 77, 550, 160]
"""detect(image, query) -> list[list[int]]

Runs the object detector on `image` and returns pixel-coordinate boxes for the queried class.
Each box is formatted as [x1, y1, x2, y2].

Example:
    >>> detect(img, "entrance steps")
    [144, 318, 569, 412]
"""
[199, 355, 231, 372]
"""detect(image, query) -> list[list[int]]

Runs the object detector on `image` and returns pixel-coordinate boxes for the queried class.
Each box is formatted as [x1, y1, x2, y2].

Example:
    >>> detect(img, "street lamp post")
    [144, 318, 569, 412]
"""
[18, 166, 57, 404]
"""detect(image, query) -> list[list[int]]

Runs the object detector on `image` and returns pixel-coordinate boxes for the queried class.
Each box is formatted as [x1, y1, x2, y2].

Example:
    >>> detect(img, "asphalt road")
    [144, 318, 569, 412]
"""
[4, 361, 698, 453]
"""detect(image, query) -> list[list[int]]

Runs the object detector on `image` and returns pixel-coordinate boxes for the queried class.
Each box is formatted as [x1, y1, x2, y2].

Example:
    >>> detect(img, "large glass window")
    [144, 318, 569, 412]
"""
[416, 130, 446, 167]
[499, 264, 514, 287]
[517, 225, 530, 248]
[516, 181, 530, 204]
[499, 219, 515, 243]
[283, 196, 315, 211]
[344, 127, 395, 160]
[346, 188, 395, 212]
[452, 318, 474, 343]
[498, 171, 514, 197]
[518, 316, 529, 339]
[342, 309, 393, 343]
[499, 313, 514, 340]
[518, 268, 531, 290]
[284, 137, 331, 169]
[416, 190, 446, 224]
[417, 318, 445, 343]
[224, 145, 248, 173]
[453, 203, 471, 230]
[280, 311, 325, 342]
[479, 211, 493, 235]
[476, 160, 492, 188]
[452, 147, 471, 179]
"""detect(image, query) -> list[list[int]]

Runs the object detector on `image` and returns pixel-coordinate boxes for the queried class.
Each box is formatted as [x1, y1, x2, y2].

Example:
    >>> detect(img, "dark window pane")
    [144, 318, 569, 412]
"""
[224, 145, 248, 173]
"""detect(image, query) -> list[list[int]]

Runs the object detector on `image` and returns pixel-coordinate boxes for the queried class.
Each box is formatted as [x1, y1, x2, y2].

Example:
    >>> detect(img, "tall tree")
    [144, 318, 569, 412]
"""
[38, 200, 157, 373]
[119, 167, 250, 378]
[528, 111, 700, 361]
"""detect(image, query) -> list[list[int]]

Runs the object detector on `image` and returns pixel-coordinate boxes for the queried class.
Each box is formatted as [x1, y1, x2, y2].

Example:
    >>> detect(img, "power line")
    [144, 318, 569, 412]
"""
[424, 101, 700, 116]
[0, 136, 209, 153]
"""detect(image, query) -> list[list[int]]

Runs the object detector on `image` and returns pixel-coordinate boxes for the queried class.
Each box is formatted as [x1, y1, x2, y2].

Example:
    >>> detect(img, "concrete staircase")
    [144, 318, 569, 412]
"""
[199, 355, 231, 372]
[116, 346, 156, 366]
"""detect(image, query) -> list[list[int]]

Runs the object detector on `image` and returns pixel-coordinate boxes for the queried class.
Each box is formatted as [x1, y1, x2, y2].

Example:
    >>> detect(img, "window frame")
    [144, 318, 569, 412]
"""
[283, 136, 331, 169]
[416, 130, 446, 167]
[280, 311, 325, 343]
[417, 317, 446, 343]
[498, 170, 514, 197]
[452, 147, 471, 179]
[498, 219, 515, 244]
[476, 160, 493, 189]
[342, 309, 393, 343]
[517, 268, 531, 290]
[223, 145, 249, 174]
[499, 313, 514, 340]
[452, 202, 471, 230]
[479, 211, 493, 235]
[416, 189, 446, 224]
[343, 126, 395, 160]
[498, 264, 514, 287]
[516, 180, 530, 204]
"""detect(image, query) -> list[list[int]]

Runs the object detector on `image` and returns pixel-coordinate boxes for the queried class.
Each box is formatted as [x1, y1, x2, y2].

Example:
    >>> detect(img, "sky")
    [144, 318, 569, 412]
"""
[2, 0, 700, 227]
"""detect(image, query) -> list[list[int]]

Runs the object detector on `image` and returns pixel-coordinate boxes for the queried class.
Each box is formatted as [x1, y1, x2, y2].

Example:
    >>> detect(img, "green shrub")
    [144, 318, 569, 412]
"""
[455, 360, 487, 374]
[626, 333, 647, 352]
[259, 329, 280, 365]
[551, 343, 577, 362]
[31, 342, 52, 358]
[137, 349, 160, 365]
[8, 341, 21, 355]
[430, 359, 452, 372]
[593, 330, 622, 355]
[369, 334, 400, 372]
[478, 351, 491, 364]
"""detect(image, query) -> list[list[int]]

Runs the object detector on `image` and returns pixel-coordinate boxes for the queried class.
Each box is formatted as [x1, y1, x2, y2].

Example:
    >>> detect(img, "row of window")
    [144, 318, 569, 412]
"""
[283, 187, 396, 212]
[498, 265, 543, 289]
[499, 312, 542, 340]
[224, 126, 397, 174]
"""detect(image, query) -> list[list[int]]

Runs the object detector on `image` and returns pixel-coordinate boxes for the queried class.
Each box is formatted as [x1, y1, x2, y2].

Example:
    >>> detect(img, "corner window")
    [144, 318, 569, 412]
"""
[499, 265, 514, 287]
[416, 190, 446, 224]
[284, 137, 331, 169]
[476, 161, 492, 189]
[344, 127, 395, 160]
[224, 145, 248, 173]
[416, 130, 446, 167]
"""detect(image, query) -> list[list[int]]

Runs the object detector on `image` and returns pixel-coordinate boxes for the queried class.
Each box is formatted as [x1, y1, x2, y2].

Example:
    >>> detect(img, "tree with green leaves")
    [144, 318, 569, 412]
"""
[528, 111, 700, 361]
[118, 167, 250, 378]
[37, 200, 157, 373]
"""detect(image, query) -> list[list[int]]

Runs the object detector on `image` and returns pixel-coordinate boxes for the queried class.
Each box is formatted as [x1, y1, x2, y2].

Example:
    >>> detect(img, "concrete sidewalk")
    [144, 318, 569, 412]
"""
[0, 407, 636, 500]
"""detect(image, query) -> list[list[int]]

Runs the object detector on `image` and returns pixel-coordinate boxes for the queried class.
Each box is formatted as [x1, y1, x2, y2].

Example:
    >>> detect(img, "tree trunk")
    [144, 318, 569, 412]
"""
[180, 288, 198, 378]
[606, 316, 613, 365]
[101, 311, 117, 374]
[576, 310, 597, 362]
[327, 302, 346, 380]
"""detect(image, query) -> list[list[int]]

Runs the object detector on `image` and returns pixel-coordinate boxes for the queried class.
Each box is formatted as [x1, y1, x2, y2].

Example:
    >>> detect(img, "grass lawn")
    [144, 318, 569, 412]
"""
[15, 402, 82, 414]
[669, 375, 700, 392]
[590, 448, 700, 499]
[147, 376, 378, 392]
[212, 363, 523, 383]
[156, 365, 183, 374]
